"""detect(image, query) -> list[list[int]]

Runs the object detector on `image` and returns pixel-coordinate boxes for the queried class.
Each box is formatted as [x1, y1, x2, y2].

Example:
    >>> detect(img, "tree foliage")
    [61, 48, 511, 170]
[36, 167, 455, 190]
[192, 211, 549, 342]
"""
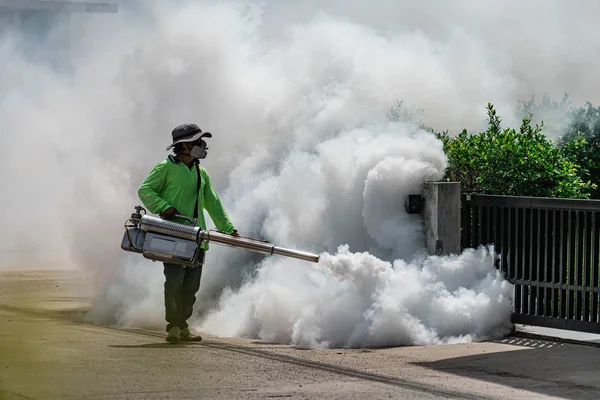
[434, 104, 596, 198]
[556, 102, 600, 198]
[515, 94, 600, 198]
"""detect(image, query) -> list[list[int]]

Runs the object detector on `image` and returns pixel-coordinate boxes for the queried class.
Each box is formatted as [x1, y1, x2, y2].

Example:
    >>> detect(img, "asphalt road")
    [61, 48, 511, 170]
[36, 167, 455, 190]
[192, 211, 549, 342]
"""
[1, 270, 599, 400]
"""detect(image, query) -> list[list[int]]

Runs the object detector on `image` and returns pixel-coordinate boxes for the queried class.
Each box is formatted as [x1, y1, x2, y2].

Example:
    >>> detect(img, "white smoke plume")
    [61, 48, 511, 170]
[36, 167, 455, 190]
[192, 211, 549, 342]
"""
[200, 246, 512, 348]
[6, 0, 599, 347]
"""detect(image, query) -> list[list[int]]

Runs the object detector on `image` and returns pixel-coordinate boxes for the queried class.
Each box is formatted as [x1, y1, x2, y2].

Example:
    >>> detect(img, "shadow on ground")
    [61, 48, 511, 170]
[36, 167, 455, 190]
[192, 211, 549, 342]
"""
[414, 337, 600, 400]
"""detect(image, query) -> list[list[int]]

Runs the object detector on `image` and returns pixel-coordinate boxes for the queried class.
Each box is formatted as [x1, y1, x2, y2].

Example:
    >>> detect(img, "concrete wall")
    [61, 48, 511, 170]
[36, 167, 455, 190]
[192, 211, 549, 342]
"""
[422, 182, 461, 256]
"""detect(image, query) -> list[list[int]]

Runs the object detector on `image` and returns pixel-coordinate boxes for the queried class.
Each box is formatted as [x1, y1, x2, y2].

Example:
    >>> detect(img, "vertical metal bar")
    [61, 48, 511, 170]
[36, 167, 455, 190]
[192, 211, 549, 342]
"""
[468, 197, 474, 250]
[529, 208, 540, 315]
[488, 205, 498, 247]
[495, 206, 502, 271]
[486, 204, 492, 246]
[466, 197, 473, 250]
[515, 207, 522, 313]
[490, 205, 496, 248]
[560, 210, 568, 319]
[548, 208, 557, 318]
[480, 206, 490, 246]
[593, 212, 600, 323]
[523, 208, 529, 283]
[482, 205, 489, 246]
[510, 206, 516, 305]
[478, 204, 483, 246]
[461, 196, 467, 250]
[552, 209, 559, 318]
[508, 206, 515, 279]
[474, 205, 481, 247]
[584, 211, 592, 322]
[491, 205, 496, 252]
[538, 208, 546, 316]
[523, 208, 531, 315]
[568, 210, 577, 320]
[576, 211, 584, 322]
[529, 208, 537, 316]
[503, 206, 510, 274]
[521, 207, 528, 314]
[465, 202, 473, 249]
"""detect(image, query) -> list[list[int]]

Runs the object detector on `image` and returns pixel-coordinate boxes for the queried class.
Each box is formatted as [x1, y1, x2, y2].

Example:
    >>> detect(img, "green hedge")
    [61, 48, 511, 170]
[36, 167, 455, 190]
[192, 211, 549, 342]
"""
[388, 98, 600, 199]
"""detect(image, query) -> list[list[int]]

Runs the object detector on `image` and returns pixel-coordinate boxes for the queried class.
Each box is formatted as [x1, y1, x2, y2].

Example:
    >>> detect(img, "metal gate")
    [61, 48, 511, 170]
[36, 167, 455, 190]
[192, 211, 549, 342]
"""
[461, 194, 600, 333]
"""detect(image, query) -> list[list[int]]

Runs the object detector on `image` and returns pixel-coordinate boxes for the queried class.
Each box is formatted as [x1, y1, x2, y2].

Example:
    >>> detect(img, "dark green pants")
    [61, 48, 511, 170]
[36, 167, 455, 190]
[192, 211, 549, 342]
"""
[163, 250, 205, 332]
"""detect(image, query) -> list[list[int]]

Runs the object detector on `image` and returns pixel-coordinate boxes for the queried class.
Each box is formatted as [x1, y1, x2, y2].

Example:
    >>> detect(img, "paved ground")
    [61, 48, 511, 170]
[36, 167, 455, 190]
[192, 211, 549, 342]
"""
[1, 270, 600, 400]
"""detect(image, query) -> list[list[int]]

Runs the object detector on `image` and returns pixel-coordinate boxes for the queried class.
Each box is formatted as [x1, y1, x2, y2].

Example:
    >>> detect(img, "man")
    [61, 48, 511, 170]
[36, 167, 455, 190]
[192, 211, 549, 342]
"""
[138, 123, 238, 344]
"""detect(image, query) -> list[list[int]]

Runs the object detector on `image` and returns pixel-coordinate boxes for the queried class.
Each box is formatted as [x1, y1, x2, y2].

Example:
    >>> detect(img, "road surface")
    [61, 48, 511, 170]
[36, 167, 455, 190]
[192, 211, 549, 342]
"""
[1, 269, 599, 399]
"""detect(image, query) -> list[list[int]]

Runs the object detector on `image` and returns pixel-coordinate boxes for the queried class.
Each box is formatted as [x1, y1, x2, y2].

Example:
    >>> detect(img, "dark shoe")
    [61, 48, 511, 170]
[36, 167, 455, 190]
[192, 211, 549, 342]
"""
[166, 326, 181, 344]
[180, 327, 202, 342]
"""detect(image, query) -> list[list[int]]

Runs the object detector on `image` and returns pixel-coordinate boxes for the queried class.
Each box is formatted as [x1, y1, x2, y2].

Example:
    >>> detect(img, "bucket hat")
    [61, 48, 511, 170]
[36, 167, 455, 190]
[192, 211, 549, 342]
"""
[165, 123, 212, 151]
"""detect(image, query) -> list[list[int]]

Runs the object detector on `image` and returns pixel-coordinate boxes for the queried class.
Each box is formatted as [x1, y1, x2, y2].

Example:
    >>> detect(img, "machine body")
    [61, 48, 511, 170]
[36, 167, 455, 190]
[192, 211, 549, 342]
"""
[121, 206, 320, 267]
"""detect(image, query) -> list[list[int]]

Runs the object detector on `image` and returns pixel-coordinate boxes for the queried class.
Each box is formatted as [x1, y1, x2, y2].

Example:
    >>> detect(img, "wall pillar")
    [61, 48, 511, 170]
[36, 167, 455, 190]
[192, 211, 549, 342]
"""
[422, 182, 461, 256]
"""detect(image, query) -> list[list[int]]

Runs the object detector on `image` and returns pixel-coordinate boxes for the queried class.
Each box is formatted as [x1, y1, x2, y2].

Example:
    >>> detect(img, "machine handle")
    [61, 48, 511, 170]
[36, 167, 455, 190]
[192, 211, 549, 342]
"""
[173, 214, 197, 225]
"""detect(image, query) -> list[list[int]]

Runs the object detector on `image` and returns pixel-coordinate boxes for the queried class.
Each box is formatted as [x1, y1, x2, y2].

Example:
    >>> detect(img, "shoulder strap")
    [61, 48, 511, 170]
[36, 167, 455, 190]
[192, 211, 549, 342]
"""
[194, 164, 201, 219]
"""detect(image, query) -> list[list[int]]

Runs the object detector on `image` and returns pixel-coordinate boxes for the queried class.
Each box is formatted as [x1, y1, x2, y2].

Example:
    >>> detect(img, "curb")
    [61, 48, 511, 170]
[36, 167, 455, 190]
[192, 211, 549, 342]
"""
[513, 330, 600, 348]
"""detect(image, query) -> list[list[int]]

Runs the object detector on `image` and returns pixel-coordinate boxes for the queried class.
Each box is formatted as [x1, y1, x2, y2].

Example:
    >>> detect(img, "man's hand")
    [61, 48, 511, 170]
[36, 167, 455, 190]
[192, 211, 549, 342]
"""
[160, 207, 179, 220]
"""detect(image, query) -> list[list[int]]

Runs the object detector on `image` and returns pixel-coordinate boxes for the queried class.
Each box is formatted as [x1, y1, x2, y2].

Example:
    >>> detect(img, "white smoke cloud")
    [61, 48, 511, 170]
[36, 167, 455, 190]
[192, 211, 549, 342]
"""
[9, 0, 600, 347]
[199, 245, 512, 348]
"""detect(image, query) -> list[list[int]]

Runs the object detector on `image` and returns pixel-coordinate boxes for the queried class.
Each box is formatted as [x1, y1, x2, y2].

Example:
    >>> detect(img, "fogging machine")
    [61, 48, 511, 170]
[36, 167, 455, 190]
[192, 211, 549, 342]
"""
[121, 206, 320, 267]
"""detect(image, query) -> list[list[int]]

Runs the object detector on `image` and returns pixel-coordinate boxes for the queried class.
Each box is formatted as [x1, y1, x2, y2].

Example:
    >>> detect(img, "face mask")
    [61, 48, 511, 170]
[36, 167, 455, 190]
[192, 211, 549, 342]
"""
[189, 141, 208, 159]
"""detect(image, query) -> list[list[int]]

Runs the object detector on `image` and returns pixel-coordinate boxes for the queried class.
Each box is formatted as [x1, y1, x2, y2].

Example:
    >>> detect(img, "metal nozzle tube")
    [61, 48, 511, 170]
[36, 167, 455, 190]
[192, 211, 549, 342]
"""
[272, 246, 320, 263]
[203, 230, 320, 263]
[137, 215, 320, 263]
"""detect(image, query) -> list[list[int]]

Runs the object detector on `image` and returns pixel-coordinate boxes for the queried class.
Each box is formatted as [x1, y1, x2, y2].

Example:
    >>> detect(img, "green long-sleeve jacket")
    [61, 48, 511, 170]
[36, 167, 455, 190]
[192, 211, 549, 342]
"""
[138, 155, 236, 250]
